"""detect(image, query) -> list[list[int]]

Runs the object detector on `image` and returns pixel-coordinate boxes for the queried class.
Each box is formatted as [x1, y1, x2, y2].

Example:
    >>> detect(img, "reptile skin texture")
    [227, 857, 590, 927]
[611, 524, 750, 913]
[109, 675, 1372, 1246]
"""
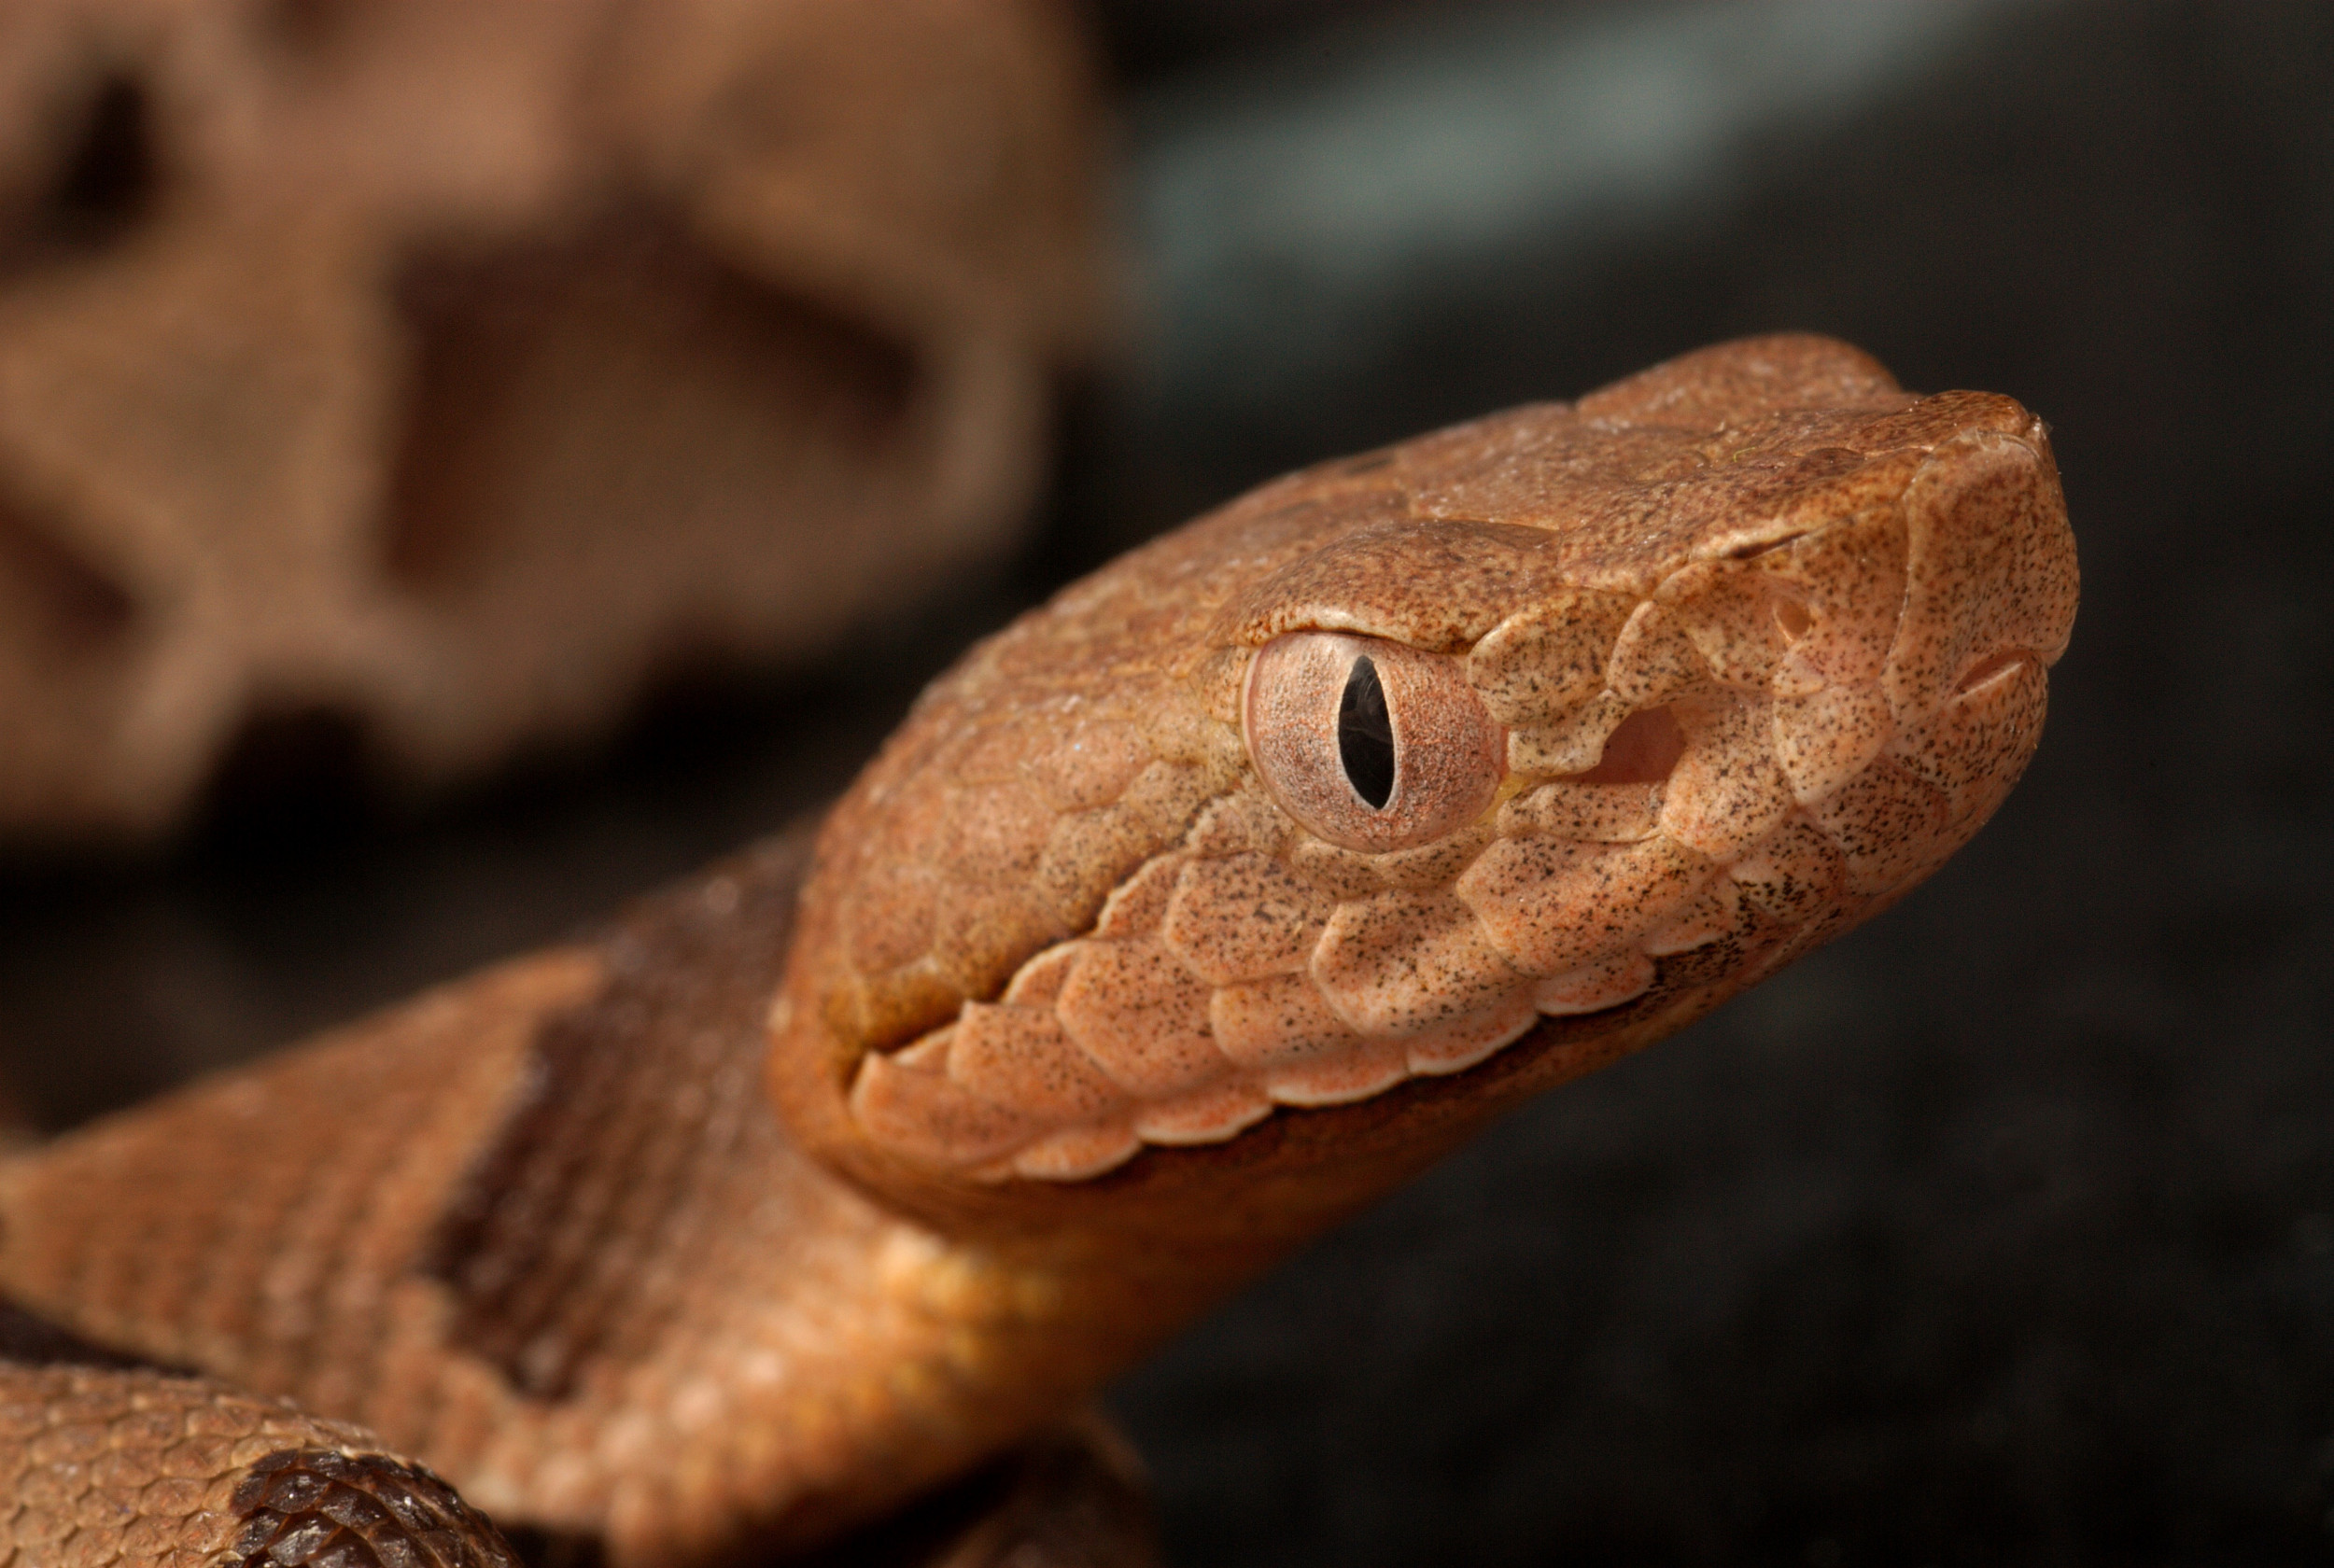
[0, 337, 2075, 1563]
[0, 1365, 517, 1566]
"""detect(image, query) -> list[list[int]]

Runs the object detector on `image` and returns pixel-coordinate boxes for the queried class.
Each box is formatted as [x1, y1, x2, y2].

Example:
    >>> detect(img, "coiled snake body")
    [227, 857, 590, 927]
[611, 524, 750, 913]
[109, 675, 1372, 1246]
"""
[0, 337, 2077, 1565]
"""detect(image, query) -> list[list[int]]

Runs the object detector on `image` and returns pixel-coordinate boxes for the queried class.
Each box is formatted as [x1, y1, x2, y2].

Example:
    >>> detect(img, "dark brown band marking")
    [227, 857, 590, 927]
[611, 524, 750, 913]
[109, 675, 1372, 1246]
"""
[422, 831, 811, 1399]
[231, 1448, 519, 1568]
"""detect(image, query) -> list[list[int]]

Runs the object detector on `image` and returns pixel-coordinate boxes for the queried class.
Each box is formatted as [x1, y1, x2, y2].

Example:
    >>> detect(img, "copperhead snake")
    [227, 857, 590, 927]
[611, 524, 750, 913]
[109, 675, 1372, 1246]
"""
[0, 335, 2077, 1566]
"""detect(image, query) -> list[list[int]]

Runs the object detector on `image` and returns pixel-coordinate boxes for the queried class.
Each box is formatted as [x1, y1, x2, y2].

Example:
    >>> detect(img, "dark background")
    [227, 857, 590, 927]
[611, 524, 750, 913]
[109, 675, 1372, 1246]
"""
[4, 2, 2331, 1563]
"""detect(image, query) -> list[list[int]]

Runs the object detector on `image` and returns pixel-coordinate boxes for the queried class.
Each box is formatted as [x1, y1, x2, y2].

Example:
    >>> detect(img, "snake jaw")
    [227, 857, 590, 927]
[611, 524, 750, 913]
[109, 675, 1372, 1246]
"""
[779, 335, 2074, 1207]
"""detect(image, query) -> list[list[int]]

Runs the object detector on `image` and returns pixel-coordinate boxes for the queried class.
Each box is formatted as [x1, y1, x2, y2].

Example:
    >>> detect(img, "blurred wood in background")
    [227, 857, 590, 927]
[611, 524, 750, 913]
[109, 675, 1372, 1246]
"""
[0, 0, 1115, 840]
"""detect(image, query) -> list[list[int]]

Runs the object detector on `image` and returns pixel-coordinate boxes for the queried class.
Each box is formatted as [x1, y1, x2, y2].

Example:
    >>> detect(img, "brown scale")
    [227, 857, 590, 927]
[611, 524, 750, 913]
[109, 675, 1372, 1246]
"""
[806, 336, 2074, 1191]
[421, 834, 815, 1401]
[0, 336, 2077, 1564]
[0, 1365, 518, 1566]
[229, 1447, 517, 1568]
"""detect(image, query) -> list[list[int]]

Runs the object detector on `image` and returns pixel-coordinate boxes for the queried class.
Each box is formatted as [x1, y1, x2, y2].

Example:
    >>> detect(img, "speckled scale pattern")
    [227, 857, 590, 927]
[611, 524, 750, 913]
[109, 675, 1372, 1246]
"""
[0, 835, 1129, 1562]
[0, 1365, 514, 1567]
[819, 335, 2078, 1180]
[0, 335, 2076, 1565]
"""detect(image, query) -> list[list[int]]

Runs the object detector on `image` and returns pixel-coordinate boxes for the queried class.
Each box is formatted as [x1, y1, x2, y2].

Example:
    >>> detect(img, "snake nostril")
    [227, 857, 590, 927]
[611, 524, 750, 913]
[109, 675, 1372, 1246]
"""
[1568, 706, 1684, 785]
[1773, 599, 1813, 643]
[1952, 649, 2030, 697]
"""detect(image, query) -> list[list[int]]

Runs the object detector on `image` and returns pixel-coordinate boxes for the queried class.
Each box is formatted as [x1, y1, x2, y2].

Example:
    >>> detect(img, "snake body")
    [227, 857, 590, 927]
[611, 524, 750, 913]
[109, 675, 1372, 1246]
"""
[0, 336, 2076, 1564]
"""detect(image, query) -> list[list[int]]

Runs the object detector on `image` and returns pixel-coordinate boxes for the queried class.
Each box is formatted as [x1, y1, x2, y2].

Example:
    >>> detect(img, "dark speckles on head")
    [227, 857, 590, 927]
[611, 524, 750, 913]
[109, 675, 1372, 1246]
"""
[816, 337, 2077, 1185]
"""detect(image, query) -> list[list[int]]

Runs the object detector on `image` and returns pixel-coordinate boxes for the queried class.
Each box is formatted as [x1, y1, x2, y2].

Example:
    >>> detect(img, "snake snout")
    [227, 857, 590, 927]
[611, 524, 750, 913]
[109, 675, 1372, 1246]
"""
[1879, 428, 2078, 741]
[1843, 425, 2077, 892]
[810, 363, 2078, 1194]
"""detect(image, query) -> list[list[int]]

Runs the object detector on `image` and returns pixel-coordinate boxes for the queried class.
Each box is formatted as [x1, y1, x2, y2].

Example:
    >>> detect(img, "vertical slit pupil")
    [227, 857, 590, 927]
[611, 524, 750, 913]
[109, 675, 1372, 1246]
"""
[1337, 654, 1396, 809]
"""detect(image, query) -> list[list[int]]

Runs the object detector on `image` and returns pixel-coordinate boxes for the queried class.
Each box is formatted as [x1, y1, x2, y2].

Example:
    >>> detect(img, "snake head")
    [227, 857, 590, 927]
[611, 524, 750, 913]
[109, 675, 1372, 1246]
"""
[768, 334, 2076, 1236]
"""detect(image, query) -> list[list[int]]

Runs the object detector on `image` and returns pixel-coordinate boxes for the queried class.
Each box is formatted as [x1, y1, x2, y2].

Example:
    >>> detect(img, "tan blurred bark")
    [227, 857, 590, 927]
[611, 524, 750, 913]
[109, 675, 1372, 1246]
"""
[0, 0, 1118, 840]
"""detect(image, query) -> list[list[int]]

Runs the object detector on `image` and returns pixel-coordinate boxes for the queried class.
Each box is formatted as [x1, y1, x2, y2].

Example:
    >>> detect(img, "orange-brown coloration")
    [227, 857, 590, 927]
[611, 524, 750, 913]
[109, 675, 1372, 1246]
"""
[0, 841, 1170, 1563]
[798, 336, 2074, 1197]
[0, 1365, 516, 1566]
[0, 337, 2074, 1563]
[0, 0, 1116, 843]
[1243, 632, 1506, 853]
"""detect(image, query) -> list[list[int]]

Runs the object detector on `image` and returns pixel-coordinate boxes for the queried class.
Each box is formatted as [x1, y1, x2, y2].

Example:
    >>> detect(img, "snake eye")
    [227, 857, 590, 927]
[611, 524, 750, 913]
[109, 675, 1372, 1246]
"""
[1337, 655, 1396, 807]
[1243, 631, 1504, 853]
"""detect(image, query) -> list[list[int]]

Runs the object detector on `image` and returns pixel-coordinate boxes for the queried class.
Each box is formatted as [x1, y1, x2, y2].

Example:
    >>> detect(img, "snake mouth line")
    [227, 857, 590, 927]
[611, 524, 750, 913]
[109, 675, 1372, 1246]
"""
[845, 679, 1823, 1184]
[844, 574, 2055, 1188]
[845, 551, 2031, 1184]
[823, 363, 2076, 1186]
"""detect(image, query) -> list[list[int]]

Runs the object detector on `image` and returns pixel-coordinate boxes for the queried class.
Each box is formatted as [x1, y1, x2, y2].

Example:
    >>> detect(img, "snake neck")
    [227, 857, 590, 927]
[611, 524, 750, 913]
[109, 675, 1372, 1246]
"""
[0, 338, 2081, 1563]
[0, 765, 1826, 1563]
[0, 827, 1212, 1561]
[411, 828, 1227, 1553]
